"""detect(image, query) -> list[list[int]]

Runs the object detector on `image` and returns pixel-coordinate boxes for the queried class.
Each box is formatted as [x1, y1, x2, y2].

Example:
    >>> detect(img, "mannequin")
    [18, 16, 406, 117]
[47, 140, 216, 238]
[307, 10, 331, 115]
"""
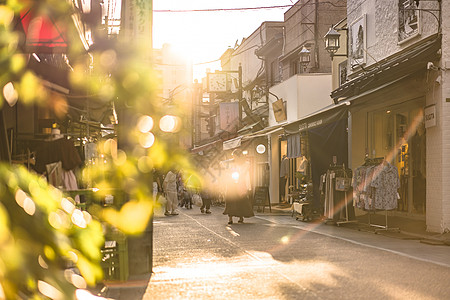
[280, 155, 289, 203]
[297, 155, 308, 174]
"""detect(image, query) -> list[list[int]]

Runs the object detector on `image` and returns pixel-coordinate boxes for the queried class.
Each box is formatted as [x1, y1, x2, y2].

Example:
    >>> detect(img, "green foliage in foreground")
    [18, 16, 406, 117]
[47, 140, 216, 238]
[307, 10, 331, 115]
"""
[0, 0, 203, 299]
[0, 163, 104, 299]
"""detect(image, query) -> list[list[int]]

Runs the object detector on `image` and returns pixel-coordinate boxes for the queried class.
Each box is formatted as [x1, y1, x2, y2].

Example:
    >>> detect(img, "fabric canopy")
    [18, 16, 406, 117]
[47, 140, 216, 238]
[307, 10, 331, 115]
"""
[19, 9, 69, 52]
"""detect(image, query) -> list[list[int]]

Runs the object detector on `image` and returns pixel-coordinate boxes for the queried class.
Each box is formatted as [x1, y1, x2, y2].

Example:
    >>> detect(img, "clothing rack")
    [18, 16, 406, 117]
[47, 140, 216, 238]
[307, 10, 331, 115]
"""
[334, 164, 356, 226]
[362, 157, 400, 233]
[368, 210, 399, 233]
[323, 164, 356, 225]
[336, 189, 357, 226]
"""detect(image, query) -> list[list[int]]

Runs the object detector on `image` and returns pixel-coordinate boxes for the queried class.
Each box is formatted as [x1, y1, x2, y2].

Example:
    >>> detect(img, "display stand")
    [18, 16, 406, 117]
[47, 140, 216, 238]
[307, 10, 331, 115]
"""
[368, 210, 400, 233]
[324, 164, 355, 225]
[336, 190, 357, 226]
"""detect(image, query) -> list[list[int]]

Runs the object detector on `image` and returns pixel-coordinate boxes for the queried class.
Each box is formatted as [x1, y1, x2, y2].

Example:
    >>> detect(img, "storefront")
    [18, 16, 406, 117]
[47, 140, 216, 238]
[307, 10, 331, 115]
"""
[222, 125, 282, 203]
[283, 104, 349, 211]
[349, 77, 427, 217]
[332, 35, 441, 221]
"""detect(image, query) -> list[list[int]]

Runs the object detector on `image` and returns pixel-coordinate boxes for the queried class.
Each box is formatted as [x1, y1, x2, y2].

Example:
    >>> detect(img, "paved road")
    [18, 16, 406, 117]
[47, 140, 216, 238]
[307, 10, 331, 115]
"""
[106, 205, 450, 299]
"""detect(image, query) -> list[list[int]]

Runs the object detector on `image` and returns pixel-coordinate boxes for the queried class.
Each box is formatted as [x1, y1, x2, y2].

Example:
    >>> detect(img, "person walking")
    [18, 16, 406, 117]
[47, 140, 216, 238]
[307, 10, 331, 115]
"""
[152, 168, 163, 202]
[200, 189, 212, 214]
[223, 150, 254, 224]
[163, 169, 179, 216]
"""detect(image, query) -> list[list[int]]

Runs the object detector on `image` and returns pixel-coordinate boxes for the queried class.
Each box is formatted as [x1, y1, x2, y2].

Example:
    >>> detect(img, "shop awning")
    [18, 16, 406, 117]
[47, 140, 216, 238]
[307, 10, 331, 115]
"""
[283, 102, 349, 135]
[223, 136, 242, 151]
[16, 4, 90, 53]
[222, 124, 284, 151]
[331, 34, 441, 103]
[190, 139, 223, 154]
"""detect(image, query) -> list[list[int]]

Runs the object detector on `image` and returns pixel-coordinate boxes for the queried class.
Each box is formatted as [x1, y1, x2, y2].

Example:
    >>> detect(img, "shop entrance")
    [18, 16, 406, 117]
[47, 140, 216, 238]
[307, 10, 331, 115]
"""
[368, 102, 426, 214]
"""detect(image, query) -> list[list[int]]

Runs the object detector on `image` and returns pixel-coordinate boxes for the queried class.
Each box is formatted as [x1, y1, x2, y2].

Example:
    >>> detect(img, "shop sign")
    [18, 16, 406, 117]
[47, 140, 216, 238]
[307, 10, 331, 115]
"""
[424, 105, 436, 128]
[298, 119, 323, 131]
[219, 102, 239, 133]
[272, 98, 287, 122]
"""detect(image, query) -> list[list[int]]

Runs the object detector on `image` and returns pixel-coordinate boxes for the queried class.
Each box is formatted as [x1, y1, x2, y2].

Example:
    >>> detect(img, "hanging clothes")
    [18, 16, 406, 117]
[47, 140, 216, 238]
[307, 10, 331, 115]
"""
[371, 162, 400, 210]
[34, 137, 82, 202]
[352, 159, 400, 211]
[354, 164, 377, 210]
[61, 169, 80, 203]
[321, 166, 353, 221]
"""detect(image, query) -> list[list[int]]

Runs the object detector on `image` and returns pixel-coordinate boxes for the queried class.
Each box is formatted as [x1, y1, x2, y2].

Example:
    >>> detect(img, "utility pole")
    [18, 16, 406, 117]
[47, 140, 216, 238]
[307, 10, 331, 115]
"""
[238, 64, 243, 128]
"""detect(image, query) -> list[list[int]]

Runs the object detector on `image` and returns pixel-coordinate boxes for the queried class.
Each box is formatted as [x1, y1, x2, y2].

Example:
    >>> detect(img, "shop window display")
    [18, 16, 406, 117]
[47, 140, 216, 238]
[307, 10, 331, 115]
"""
[368, 105, 425, 214]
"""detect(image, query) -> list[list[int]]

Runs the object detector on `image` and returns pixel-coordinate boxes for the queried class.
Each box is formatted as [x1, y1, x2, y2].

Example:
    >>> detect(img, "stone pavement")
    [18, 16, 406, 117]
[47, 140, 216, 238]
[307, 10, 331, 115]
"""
[93, 202, 450, 299]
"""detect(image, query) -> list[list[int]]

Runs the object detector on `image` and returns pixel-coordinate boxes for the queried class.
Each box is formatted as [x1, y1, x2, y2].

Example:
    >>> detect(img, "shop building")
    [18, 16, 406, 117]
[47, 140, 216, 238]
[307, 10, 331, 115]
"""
[331, 0, 447, 233]
[262, 0, 347, 206]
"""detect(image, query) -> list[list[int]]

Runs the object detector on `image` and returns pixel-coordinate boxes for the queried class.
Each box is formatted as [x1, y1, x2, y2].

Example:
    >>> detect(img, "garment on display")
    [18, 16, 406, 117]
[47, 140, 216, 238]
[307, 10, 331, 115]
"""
[352, 157, 401, 231]
[320, 164, 354, 223]
[297, 155, 308, 174]
[352, 158, 400, 211]
[35, 134, 83, 202]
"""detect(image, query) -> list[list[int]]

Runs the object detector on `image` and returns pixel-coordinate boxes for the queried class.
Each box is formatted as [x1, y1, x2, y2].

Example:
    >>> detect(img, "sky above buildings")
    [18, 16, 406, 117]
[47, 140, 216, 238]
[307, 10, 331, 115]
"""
[152, 0, 294, 80]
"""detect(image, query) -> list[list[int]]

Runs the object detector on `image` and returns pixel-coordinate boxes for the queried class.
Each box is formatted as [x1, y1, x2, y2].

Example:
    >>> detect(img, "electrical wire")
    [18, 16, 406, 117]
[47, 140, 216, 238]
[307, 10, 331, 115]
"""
[153, 5, 293, 13]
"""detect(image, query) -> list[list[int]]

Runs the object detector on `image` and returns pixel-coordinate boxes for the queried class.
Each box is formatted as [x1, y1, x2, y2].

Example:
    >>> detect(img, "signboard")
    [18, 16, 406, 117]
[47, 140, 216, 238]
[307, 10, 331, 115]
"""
[424, 105, 436, 128]
[253, 186, 271, 213]
[349, 14, 367, 67]
[121, 0, 153, 54]
[219, 102, 239, 132]
[298, 119, 323, 131]
[272, 98, 287, 122]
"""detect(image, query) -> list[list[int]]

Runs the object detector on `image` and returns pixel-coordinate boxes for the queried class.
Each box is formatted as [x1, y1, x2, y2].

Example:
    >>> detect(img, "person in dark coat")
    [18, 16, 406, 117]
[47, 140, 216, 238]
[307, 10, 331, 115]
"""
[223, 150, 254, 224]
[200, 189, 212, 214]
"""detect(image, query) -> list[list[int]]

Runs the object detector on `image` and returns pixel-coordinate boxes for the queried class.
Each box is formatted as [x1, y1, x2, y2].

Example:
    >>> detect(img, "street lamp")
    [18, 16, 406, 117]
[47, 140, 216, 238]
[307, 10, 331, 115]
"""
[299, 46, 310, 72]
[324, 27, 340, 56]
[324, 26, 348, 60]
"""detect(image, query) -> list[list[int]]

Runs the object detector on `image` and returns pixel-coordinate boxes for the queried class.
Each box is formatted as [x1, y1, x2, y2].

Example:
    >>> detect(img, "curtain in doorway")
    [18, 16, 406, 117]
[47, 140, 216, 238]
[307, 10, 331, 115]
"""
[308, 118, 348, 209]
[286, 133, 301, 158]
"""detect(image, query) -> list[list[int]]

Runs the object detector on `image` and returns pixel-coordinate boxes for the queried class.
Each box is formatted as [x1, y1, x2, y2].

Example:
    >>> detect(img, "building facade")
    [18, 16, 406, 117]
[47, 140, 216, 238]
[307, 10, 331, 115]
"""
[332, 0, 447, 233]
[153, 44, 194, 149]
[264, 0, 348, 207]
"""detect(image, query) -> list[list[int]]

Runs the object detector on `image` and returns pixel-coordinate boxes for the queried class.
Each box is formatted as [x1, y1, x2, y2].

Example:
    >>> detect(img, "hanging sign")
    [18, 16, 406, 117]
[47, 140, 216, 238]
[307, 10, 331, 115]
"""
[424, 105, 436, 128]
[220, 102, 239, 133]
[272, 98, 287, 122]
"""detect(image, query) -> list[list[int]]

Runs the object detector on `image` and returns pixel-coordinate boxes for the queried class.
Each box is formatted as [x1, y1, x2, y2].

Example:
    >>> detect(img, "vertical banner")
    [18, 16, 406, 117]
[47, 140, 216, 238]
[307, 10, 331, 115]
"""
[220, 102, 239, 133]
[272, 98, 287, 122]
[121, 0, 153, 54]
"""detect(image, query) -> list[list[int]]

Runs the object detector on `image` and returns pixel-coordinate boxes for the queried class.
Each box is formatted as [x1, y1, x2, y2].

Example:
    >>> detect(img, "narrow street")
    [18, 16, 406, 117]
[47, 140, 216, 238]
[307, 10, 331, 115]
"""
[105, 205, 450, 300]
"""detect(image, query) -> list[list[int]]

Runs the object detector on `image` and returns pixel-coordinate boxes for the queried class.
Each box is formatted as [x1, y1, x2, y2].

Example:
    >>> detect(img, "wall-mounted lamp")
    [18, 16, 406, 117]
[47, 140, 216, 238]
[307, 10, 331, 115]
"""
[299, 46, 311, 71]
[324, 26, 348, 60]
[256, 144, 266, 154]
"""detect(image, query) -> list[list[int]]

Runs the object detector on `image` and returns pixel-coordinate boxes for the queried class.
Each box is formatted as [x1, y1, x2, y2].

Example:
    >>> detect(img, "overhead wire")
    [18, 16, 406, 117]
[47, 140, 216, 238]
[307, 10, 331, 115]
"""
[153, 5, 294, 13]
[153, 1, 347, 67]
